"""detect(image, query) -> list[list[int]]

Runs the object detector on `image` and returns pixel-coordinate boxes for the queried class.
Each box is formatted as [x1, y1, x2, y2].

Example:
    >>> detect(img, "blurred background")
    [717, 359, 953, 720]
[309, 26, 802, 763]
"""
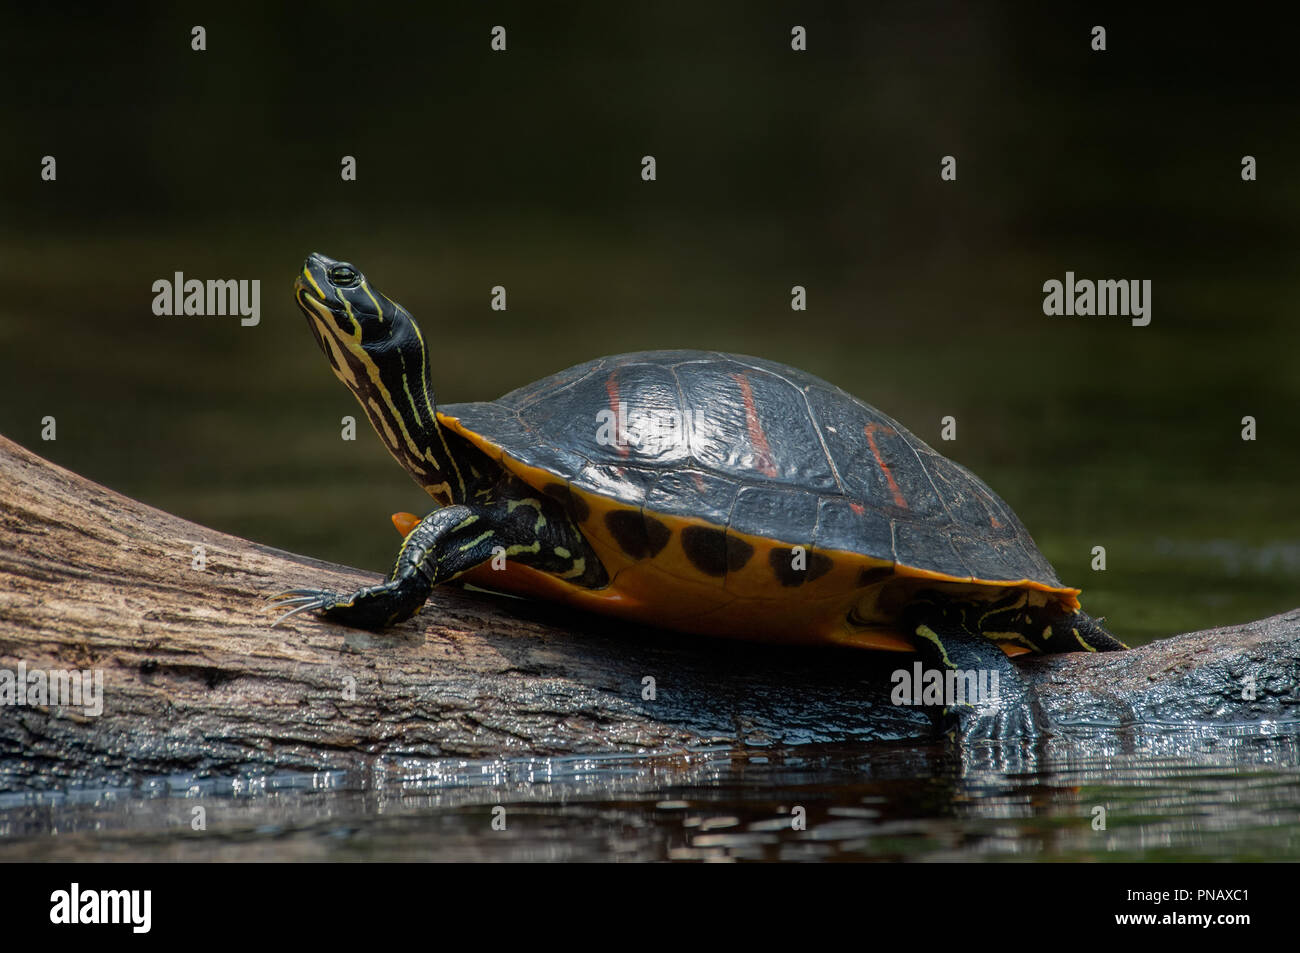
[3, 2, 1296, 645]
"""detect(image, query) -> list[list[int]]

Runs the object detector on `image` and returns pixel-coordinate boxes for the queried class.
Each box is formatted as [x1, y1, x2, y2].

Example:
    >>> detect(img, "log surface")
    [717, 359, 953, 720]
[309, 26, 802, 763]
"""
[0, 434, 1296, 790]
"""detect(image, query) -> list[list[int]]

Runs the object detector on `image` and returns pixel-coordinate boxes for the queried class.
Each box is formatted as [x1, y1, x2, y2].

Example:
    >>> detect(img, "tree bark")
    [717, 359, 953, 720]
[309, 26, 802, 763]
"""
[1, 434, 1296, 790]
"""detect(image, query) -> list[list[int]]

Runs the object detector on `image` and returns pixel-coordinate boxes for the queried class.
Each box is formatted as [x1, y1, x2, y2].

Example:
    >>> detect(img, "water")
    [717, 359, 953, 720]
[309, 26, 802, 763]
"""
[4, 730, 1298, 862]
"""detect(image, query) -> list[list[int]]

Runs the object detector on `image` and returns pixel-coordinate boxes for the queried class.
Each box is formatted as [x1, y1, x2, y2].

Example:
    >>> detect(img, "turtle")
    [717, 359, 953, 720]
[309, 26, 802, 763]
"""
[271, 252, 1127, 738]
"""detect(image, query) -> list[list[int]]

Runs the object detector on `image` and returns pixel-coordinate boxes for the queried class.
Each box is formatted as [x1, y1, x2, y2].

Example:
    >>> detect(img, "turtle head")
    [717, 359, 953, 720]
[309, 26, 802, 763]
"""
[294, 252, 423, 367]
[293, 252, 455, 501]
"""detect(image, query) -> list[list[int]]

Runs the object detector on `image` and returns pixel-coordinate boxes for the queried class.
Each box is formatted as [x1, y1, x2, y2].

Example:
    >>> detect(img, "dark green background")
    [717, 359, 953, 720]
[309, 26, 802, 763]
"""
[4, 4, 1297, 643]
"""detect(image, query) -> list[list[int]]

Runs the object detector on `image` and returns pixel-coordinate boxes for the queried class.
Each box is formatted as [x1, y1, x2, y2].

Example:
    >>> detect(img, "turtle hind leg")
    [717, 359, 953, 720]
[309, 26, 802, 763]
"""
[1023, 604, 1129, 654]
[970, 590, 1128, 654]
[902, 592, 1048, 742]
[1066, 610, 1128, 652]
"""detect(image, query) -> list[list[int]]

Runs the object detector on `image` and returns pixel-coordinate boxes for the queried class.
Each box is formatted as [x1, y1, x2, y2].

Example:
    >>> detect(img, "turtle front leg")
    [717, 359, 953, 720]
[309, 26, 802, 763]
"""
[271, 494, 607, 631]
[902, 593, 1047, 742]
[271, 504, 494, 630]
[269, 504, 511, 630]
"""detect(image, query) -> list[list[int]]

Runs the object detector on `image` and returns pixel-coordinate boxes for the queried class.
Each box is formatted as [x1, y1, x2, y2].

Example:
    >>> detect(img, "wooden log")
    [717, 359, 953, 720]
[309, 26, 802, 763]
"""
[1, 434, 1296, 789]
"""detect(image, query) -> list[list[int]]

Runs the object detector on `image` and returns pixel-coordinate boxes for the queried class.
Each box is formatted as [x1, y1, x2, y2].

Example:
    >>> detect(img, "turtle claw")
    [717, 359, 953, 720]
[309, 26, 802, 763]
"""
[267, 588, 334, 604]
[268, 596, 322, 609]
[267, 588, 342, 626]
[266, 583, 410, 631]
[273, 602, 322, 627]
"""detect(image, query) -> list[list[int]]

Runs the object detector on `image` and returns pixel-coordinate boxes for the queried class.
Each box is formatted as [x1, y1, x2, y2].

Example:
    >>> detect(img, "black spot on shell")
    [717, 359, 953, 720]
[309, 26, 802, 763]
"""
[768, 548, 834, 587]
[544, 482, 589, 523]
[681, 526, 754, 576]
[642, 516, 670, 556]
[605, 510, 671, 560]
[856, 566, 895, 587]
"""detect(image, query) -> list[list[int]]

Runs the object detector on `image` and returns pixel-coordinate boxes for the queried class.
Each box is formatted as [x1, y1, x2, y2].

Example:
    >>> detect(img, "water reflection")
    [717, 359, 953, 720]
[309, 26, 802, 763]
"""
[2, 730, 1298, 861]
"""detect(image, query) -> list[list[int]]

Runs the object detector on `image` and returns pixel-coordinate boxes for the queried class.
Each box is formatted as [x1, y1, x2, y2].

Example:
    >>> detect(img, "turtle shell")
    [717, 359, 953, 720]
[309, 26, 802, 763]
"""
[439, 350, 1066, 594]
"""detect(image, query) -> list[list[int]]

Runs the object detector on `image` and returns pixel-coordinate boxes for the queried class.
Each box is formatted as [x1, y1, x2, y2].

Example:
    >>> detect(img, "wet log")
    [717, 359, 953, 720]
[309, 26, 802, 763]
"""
[0, 434, 1296, 789]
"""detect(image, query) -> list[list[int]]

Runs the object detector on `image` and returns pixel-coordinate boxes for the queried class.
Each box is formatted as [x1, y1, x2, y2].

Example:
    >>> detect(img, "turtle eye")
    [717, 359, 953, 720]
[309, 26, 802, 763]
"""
[328, 264, 359, 287]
